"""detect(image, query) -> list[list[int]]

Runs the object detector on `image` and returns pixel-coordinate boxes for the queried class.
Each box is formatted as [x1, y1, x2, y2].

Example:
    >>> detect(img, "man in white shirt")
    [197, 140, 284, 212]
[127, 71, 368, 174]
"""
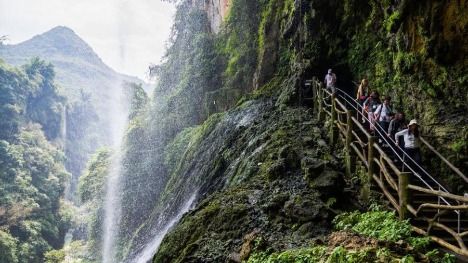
[374, 96, 394, 145]
[324, 69, 337, 93]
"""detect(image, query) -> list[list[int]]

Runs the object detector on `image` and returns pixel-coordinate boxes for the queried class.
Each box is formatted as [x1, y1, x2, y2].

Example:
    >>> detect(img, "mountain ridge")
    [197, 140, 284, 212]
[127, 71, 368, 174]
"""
[0, 26, 151, 99]
[0, 25, 153, 204]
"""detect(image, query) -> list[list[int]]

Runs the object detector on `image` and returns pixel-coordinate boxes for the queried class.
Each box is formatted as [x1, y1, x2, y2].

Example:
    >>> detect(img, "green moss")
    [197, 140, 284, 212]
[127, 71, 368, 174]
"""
[153, 189, 253, 262]
[277, 40, 295, 76]
[257, 0, 276, 59]
[163, 112, 226, 194]
[430, 65, 448, 88]
[393, 52, 418, 73]
[385, 11, 401, 32]
[253, 77, 282, 99]
[452, 139, 467, 154]
[282, 0, 294, 16]
[354, 164, 370, 203]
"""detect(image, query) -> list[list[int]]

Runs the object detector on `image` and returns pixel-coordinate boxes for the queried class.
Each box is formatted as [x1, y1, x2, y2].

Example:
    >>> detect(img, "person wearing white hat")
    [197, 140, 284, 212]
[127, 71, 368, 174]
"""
[395, 119, 421, 171]
[324, 69, 337, 93]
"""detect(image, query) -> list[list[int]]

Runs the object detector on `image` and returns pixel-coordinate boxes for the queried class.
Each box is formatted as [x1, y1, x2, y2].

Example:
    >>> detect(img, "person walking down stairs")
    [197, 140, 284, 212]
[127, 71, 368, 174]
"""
[395, 119, 422, 173]
[324, 69, 337, 94]
[363, 91, 381, 135]
[374, 96, 394, 146]
[388, 112, 407, 162]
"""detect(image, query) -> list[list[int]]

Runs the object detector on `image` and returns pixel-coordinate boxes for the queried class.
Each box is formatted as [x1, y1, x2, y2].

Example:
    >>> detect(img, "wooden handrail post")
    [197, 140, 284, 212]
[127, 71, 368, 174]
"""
[346, 110, 356, 177]
[368, 136, 378, 182]
[318, 83, 325, 122]
[330, 92, 338, 146]
[398, 172, 411, 220]
[311, 81, 316, 110]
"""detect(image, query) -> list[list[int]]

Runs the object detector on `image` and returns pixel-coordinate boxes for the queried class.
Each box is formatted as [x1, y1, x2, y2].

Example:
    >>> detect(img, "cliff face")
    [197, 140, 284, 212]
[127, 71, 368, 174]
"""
[87, 0, 466, 261]
[153, 87, 347, 262]
[250, 0, 467, 188]
[147, 0, 466, 260]
[193, 0, 232, 33]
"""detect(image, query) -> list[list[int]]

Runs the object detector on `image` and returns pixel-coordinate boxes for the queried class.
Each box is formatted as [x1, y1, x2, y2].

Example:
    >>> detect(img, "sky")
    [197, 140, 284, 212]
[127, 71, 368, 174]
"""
[0, 0, 176, 81]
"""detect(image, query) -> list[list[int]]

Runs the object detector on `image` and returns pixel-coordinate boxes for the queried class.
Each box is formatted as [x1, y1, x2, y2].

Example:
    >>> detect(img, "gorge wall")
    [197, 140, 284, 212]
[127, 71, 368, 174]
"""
[147, 0, 467, 261]
[193, 0, 232, 34]
[38, 0, 465, 261]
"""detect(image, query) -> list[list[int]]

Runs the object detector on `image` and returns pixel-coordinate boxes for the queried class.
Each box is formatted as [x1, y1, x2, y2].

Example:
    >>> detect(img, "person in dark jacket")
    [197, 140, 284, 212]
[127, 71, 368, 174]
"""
[388, 112, 407, 162]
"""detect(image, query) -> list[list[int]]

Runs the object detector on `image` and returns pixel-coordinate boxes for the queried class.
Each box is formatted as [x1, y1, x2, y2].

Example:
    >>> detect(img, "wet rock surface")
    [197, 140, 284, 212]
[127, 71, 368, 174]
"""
[152, 90, 349, 262]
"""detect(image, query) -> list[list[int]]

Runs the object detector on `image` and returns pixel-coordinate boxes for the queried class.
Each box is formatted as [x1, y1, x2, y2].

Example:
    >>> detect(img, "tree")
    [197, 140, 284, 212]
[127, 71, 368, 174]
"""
[0, 35, 8, 45]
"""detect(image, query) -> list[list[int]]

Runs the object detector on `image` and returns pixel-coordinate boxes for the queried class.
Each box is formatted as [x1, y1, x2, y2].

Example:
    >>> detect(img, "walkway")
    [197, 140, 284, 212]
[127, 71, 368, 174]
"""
[306, 78, 468, 257]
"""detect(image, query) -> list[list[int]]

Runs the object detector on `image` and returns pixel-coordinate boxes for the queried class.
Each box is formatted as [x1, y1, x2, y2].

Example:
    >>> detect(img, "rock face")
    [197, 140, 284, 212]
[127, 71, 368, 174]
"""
[136, 0, 467, 261]
[152, 74, 351, 262]
[205, 0, 232, 33]
[193, 0, 232, 33]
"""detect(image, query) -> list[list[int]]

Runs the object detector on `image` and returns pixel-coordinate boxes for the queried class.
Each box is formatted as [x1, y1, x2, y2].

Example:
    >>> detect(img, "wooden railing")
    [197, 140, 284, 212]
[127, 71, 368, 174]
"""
[308, 78, 468, 257]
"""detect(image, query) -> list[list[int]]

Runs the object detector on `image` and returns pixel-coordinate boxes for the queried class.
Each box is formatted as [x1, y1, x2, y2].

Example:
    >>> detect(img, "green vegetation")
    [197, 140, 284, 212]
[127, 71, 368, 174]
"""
[220, 0, 262, 92]
[3, 0, 465, 261]
[0, 26, 150, 199]
[246, 246, 401, 263]
[0, 59, 72, 262]
[333, 204, 429, 248]
[79, 0, 468, 260]
[245, 205, 455, 262]
[341, 0, 467, 176]
[64, 90, 101, 202]
[77, 148, 111, 260]
[246, 247, 328, 263]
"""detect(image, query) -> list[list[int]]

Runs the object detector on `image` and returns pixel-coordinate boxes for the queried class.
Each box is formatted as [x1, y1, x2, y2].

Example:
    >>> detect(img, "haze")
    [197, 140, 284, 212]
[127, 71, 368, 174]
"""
[0, 0, 175, 81]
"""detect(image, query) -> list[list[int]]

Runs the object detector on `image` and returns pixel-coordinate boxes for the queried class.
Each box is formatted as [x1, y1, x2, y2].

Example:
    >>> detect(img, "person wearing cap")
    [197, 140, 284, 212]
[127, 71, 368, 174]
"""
[374, 96, 395, 146]
[395, 119, 421, 172]
[324, 69, 337, 93]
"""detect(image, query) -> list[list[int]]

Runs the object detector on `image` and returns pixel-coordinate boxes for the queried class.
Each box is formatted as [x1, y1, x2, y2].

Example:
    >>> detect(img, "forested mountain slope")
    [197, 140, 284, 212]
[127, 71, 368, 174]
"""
[1, 26, 151, 201]
[0, 59, 71, 262]
[0, 26, 149, 99]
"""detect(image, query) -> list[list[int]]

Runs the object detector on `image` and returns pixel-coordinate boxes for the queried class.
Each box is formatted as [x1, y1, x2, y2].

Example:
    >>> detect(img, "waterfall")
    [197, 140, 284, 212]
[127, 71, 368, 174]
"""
[131, 192, 198, 263]
[61, 104, 67, 152]
[62, 105, 72, 201]
[101, 82, 128, 263]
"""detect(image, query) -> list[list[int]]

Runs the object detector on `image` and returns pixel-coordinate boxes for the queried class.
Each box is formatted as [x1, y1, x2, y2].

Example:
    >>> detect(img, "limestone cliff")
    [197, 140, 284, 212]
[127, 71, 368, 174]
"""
[103, 0, 467, 261]
[192, 0, 232, 33]
[146, 0, 467, 261]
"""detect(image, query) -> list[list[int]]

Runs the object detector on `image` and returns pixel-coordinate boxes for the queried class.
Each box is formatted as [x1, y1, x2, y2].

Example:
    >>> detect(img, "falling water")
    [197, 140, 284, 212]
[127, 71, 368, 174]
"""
[132, 192, 198, 263]
[61, 104, 76, 256]
[62, 105, 73, 201]
[61, 104, 67, 152]
[101, 81, 128, 263]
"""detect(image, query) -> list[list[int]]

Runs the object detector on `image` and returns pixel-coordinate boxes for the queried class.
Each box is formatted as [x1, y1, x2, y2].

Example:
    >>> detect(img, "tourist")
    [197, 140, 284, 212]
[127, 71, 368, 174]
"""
[324, 69, 337, 94]
[355, 78, 369, 105]
[395, 119, 422, 172]
[388, 112, 407, 161]
[363, 91, 380, 133]
[374, 96, 394, 145]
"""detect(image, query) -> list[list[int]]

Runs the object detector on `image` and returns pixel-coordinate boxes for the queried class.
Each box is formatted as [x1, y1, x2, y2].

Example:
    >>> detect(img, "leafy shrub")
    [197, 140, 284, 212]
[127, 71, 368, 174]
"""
[332, 204, 430, 249]
[246, 246, 327, 263]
